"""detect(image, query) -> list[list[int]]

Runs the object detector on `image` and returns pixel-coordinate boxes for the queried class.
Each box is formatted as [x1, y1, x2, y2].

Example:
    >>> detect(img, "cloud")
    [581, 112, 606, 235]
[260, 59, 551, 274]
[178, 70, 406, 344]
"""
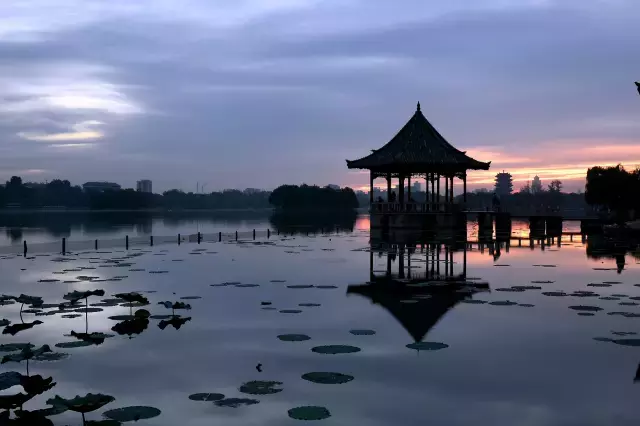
[0, 0, 639, 190]
[19, 120, 104, 142]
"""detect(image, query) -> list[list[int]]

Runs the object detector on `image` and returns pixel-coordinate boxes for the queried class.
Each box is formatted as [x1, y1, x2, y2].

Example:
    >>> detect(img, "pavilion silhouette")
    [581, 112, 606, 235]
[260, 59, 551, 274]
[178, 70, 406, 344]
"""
[348, 240, 490, 343]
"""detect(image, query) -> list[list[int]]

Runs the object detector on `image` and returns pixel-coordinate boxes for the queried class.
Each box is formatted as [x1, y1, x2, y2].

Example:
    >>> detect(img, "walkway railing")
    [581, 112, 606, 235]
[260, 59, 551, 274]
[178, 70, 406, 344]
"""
[371, 202, 453, 214]
[0, 227, 349, 257]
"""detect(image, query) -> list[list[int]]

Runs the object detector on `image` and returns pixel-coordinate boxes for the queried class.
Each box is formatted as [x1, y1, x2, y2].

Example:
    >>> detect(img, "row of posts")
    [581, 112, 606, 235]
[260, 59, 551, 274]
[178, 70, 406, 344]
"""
[22, 226, 345, 256]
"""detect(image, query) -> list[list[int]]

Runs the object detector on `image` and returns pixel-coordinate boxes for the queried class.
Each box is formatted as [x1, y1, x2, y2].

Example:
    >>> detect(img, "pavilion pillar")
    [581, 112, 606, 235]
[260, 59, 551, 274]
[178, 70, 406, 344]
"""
[430, 174, 435, 204]
[425, 175, 429, 204]
[399, 175, 405, 207]
[369, 171, 374, 205]
[386, 174, 391, 201]
[450, 176, 454, 204]
[407, 175, 412, 201]
[444, 176, 449, 203]
[436, 174, 440, 207]
[463, 173, 467, 203]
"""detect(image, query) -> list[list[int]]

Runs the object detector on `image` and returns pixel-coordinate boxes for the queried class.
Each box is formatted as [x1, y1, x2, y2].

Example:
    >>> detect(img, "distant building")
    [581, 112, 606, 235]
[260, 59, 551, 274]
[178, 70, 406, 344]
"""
[327, 184, 341, 190]
[494, 172, 513, 196]
[243, 188, 262, 194]
[531, 175, 543, 194]
[136, 180, 152, 193]
[83, 182, 121, 192]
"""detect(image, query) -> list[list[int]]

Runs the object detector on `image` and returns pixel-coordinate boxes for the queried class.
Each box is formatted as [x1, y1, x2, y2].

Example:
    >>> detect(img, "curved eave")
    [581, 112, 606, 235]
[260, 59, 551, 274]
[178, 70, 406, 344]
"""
[346, 159, 492, 171]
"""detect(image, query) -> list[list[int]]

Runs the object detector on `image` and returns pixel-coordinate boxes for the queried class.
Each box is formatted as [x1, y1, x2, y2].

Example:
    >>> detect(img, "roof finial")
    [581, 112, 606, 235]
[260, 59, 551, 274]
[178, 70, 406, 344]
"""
[417, 101, 421, 112]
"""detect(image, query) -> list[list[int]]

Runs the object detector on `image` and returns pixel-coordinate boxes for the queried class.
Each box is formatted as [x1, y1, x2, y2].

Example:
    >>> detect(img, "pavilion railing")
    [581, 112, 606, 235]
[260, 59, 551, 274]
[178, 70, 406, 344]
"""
[370, 202, 454, 214]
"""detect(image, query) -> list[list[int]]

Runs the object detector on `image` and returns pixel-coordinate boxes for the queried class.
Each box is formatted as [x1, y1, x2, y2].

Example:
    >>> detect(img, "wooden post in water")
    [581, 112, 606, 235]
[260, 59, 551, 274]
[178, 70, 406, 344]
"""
[178, 234, 181, 245]
[23, 241, 27, 257]
[267, 229, 270, 239]
[150, 236, 154, 246]
[253, 229, 256, 240]
[235, 231, 238, 241]
[218, 232, 222, 242]
[197, 232, 201, 244]
[126, 235, 129, 250]
[95, 239, 98, 250]
[62, 237, 66, 255]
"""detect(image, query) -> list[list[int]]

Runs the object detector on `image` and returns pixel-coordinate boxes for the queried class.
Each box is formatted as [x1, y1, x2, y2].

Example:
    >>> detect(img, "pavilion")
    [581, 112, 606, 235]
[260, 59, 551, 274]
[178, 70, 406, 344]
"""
[346, 102, 491, 215]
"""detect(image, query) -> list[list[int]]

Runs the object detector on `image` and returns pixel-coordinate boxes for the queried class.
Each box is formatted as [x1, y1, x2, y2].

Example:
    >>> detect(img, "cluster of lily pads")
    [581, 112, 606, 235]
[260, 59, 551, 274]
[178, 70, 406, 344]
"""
[0, 285, 200, 424]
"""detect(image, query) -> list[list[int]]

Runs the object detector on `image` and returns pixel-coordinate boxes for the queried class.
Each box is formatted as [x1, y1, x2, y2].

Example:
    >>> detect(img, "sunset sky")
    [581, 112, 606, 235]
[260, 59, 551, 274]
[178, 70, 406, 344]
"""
[1, 0, 639, 193]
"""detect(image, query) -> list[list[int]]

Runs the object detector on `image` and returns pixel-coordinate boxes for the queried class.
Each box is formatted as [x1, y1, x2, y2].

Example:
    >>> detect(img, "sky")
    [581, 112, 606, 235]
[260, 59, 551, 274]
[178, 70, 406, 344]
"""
[1, 0, 639, 193]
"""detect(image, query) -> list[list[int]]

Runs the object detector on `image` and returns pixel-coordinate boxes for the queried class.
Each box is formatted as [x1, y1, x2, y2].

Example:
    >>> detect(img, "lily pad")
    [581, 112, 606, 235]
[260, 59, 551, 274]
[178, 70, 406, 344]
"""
[461, 299, 486, 304]
[280, 309, 302, 314]
[311, 345, 361, 354]
[287, 285, 313, 289]
[288, 406, 331, 421]
[73, 308, 104, 313]
[108, 315, 135, 321]
[299, 303, 321, 307]
[578, 313, 595, 316]
[542, 292, 567, 297]
[406, 342, 449, 351]
[103, 406, 161, 422]
[278, 334, 311, 342]
[149, 315, 172, 320]
[188, 393, 225, 401]
[489, 301, 518, 306]
[302, 372, 354, 385]
[214, 398, 260, 408]
[61, 314, 82, 319]
[179, 296, 202, 300]
[55, 341, 93, 349]
[3, 321, 43, 336]
[315, 285, 338, 289]
[349, 329, 376, 336]
[239, 380, 283, 395]
[569, 306, 603, 312]
[518, 304, 535, 307]
[47, 393, 115, 413]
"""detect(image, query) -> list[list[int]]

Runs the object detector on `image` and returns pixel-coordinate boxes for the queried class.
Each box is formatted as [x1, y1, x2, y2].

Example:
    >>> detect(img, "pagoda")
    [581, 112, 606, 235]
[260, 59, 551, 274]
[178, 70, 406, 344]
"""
[347, 102, 490, 228]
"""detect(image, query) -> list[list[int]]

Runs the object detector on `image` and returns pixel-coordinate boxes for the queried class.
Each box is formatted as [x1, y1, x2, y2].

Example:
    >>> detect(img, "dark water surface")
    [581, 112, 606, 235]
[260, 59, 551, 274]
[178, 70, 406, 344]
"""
[0, 216, 639, 425]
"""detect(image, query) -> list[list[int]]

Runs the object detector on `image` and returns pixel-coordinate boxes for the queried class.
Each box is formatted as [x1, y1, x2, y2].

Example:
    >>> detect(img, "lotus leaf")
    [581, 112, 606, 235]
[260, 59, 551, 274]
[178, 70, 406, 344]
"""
[188, 393, 225, 401]
[349, 329, 376, 336]
[239, 380, 283, 395]
[0, 393, 36, 410]
[102, 406, 161, 422]
[277, 334, 311, 342]
[0, 343, 33, 353]
[113, 293, 149, 304]
[302, 372, 354, 385]
[111, 318, 149, 337]
[287, 406, 331, 420]
[47, 393, 115, 413]
[1, 345, 51, 364]
[63, 290, 105, 303]
[311, 345, 361, 354]
[406, 342, 449, 351]
[214, 398, 259, 408]
[158, 316, 191, 330]
[3, 321, 43, 336]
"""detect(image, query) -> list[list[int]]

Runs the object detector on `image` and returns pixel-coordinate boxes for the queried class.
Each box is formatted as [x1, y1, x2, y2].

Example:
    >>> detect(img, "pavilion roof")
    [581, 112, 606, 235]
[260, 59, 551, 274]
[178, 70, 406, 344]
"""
[346, 103, 491, 173]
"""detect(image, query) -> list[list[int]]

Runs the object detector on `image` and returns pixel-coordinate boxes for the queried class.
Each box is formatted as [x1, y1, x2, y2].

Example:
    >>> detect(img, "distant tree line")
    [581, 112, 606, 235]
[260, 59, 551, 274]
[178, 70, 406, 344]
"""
[0, 176, 272, 210]
[0, 177, 359, 211]
[464, 179, 591, 215]
[585, 165, 640, 221]
[269, 185, 359, 210]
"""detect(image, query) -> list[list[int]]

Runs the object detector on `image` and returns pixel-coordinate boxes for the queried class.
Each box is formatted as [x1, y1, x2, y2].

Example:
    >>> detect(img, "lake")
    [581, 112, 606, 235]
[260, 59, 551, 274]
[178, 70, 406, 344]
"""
[0, 213, 638, 425]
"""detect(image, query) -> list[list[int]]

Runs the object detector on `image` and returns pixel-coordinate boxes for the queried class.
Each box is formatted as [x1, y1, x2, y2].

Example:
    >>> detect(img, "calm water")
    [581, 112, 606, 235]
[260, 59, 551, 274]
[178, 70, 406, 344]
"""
[0, 216, 638, 425]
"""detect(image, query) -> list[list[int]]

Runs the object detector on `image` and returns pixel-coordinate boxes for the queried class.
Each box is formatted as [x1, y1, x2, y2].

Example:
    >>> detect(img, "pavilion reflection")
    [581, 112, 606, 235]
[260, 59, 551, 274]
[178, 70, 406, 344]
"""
[348, 235, 490, 343]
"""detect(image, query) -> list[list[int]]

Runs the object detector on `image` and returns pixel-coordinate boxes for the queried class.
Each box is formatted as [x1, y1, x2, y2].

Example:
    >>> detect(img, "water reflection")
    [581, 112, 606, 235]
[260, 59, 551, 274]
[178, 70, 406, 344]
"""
[349, 239, 489, 344]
